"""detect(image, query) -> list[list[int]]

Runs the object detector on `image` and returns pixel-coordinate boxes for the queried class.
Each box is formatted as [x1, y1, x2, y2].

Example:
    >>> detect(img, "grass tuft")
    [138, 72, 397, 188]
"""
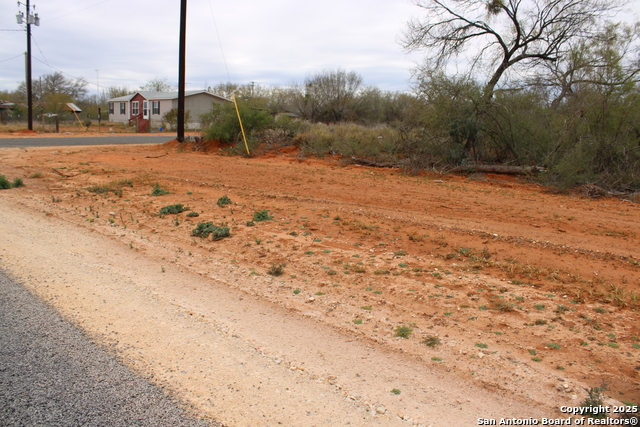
[394, 325, 413, 338]
[422, 336, 441, 347]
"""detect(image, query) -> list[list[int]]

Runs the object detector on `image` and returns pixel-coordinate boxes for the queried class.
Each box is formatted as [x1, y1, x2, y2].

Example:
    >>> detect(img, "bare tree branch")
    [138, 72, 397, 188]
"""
[402, 0, 627, 100]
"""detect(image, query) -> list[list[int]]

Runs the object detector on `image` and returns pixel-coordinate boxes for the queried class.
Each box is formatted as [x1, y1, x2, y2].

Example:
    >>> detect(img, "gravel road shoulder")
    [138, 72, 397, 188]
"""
[0, 267, 216, 427]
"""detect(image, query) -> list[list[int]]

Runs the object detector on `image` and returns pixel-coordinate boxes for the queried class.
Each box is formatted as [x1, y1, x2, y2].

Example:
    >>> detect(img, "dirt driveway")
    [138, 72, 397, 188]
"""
[0, 135, 638, 425]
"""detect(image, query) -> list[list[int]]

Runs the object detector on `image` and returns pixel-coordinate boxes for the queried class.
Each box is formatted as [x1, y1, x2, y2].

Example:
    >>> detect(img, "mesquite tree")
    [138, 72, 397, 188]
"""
[401, 0, 626, 101]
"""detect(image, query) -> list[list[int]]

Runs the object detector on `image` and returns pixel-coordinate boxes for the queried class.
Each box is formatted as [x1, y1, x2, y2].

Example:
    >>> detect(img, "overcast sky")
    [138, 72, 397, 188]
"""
[0, 0, 423, 96]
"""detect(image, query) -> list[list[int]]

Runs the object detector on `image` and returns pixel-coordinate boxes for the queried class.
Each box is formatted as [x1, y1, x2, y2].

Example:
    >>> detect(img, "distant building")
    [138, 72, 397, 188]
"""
[107, 90, 231, 131]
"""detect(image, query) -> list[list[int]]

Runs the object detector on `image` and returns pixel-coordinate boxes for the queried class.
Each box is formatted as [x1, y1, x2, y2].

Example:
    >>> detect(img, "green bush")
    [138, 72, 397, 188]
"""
[216, 195, 232, 207]
[0, 175, 25, 189]
[151, 184, 169, 196]
[0, 175, 12, 189]
[252, 209, 273, 222]
[394, 325, 413, 338]
[191, 222, 230, 240]
[204, 101, 273, 143]
[159, 204, 186, 215]
[162, 108, 191, 131]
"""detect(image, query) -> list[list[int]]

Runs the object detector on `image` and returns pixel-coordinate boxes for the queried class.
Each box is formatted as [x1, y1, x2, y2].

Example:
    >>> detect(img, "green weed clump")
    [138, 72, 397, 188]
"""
[191, 222, 230, 240]
[151, 183, 169, 196]
[394, 325, 413, 338]
[0, 175, 13, 189]
[267, 263, 285, 276]
[217, 195, 232, 207]
[253, 209, 273, 222]
[422, 336, 441, 347]
[159, 203, 187, 215]
[0, 175, 25, 189]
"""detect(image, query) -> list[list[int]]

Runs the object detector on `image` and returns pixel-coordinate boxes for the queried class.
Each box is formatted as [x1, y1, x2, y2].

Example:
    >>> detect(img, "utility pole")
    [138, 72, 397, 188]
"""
[96, 69, 101, 132]
[17, 1, 39, 130]
[177, 0, 187, 142]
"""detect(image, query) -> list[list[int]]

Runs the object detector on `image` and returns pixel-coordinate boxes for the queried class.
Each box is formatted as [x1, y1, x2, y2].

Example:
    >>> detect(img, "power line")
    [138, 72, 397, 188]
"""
[207, 0, 231, 83]
[0, 54, 24, 64]
[31, 56, 95, 87]
[30, 33, 48, 65]
[47, 0, 111, 22]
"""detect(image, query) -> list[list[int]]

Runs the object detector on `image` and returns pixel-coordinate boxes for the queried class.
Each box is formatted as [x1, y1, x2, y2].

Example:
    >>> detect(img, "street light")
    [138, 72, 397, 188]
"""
[17, 1, 40, 131]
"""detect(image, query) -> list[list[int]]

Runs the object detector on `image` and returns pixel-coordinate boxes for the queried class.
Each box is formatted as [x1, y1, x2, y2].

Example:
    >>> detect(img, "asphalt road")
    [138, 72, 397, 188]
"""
[0, 268, 220, 427]
[0, 135, 176, 148]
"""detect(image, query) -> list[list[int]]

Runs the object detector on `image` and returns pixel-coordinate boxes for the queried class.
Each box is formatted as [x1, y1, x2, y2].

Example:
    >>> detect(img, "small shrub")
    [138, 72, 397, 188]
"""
[12, 178, 24, 188]
[394, 325, 413, 338]
[581, 386, 607, 418]
[267, 263, 285, 276]
[159, 204, 187, 215]
[475, 342, 488, 349]
[253, 209, 273, 222]
[217, 195, 232, 207]
[191, 222, 230, 240]
[186, 211, 199, 217]
[391, 388, 401, 395]
[151, 183, 169, 196]
[0, 175, 11, 189]
[422, 336, 441, 347]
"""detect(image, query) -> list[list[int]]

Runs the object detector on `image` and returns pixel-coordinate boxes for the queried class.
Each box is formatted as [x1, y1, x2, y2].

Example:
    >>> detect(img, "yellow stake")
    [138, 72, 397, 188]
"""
[232, 93, 250, 156]
[72, 110, 86, 131]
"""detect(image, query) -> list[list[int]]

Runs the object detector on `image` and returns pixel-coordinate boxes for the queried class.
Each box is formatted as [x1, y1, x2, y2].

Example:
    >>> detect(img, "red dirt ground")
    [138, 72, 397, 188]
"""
[1, 134, 639, 409]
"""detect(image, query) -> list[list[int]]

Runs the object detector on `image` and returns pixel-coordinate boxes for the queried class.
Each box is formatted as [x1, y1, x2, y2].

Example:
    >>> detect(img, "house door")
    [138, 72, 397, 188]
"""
[143, 101, 149, 119]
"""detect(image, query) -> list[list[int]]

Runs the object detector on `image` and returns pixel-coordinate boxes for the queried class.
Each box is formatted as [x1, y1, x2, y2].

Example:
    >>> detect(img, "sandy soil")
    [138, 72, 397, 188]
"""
[1, 134, 639, 425]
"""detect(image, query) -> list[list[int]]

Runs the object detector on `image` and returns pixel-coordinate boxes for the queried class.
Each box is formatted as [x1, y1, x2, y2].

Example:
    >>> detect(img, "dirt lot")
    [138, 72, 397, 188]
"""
[1, 132, 639, 421]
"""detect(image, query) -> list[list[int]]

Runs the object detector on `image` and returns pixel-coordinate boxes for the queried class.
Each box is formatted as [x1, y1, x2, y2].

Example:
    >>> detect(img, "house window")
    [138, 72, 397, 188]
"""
[132, 101, 139, 116]
[109, 103, 114, 115]
[119, 102, 126, 115]
[152, 101, 160, 115]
